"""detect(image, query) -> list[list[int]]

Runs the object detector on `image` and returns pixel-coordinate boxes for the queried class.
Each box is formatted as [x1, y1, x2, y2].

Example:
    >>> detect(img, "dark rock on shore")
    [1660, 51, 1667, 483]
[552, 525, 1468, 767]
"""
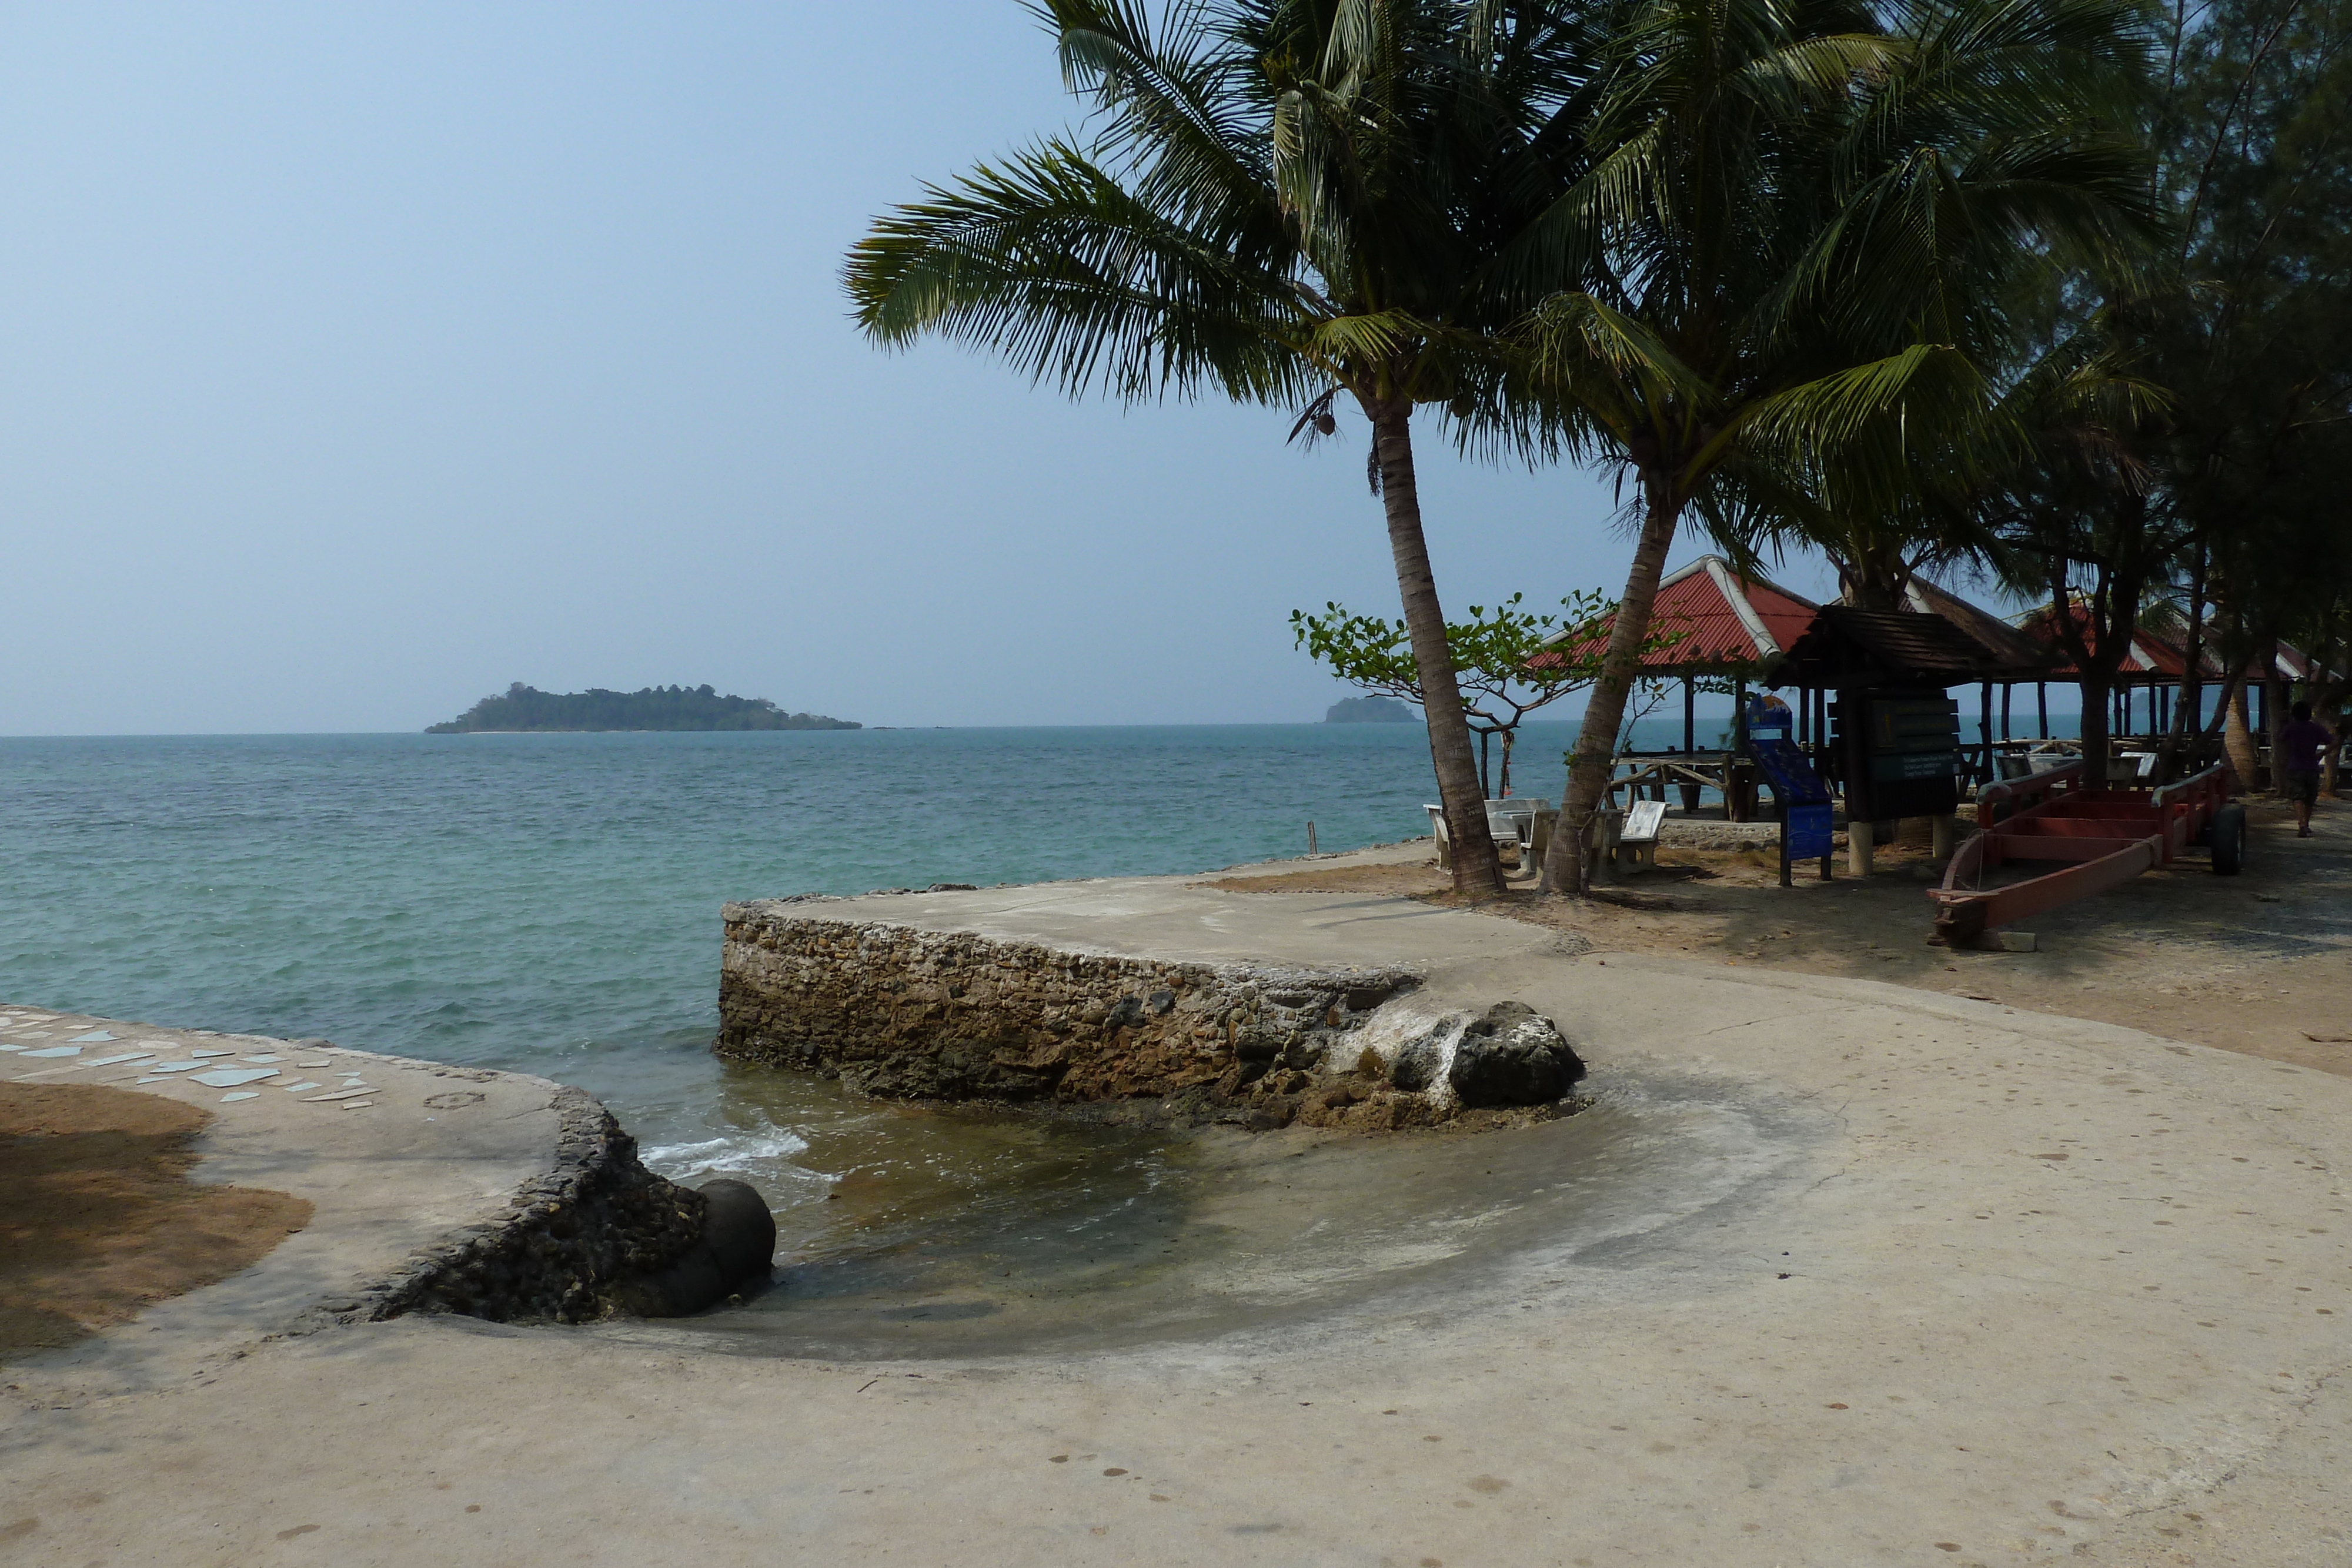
[1447, 1002, 1585, 1108]
[613, 1178, 777, 1319]
[699, 1178, 777, 1285]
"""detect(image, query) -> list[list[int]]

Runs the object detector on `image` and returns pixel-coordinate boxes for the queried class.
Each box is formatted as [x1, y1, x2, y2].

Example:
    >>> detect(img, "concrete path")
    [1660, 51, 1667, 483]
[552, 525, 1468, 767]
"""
[6, 882, 2351, 1567]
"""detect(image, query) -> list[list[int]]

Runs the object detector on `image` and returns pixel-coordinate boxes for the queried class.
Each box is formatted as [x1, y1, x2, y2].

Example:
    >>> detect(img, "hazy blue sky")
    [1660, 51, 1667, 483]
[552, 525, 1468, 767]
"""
[4, 2, 1857, 735]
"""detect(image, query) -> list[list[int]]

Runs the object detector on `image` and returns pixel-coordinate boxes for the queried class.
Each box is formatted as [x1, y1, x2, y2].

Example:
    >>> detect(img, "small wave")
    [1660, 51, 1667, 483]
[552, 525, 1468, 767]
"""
[643, 1127, 811, 1182]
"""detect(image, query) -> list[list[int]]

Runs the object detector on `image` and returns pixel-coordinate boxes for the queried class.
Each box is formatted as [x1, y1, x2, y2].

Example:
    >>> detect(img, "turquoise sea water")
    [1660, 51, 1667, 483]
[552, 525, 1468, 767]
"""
[0, 724, 1633, 1150]
[0, 704, 2060, 1115]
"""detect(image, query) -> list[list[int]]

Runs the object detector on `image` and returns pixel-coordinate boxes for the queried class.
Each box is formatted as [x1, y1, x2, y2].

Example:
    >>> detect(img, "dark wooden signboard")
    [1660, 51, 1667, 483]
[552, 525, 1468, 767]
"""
[1832, 687, 1962, 820]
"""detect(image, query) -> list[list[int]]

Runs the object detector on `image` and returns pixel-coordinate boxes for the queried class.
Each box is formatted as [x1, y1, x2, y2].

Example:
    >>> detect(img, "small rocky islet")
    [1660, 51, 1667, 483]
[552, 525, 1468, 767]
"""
[426, 681, 858, 733]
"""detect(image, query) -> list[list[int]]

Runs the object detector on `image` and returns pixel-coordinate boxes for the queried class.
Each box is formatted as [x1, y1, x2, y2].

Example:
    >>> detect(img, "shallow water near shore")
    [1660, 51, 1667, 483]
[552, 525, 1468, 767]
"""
[607, 1070, 1814, 1359]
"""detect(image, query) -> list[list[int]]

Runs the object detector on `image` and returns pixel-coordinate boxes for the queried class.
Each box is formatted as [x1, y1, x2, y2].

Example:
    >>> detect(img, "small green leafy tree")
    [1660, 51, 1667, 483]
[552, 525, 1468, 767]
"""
[1293, 591, 1616, 800]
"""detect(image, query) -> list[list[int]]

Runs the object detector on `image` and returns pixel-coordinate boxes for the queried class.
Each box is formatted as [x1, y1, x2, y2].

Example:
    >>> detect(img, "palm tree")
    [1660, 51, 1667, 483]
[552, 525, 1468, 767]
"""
[1979, 327, 2176, 791]
[842, 1, 1597, 895]
[1516, 0, 2157, 892]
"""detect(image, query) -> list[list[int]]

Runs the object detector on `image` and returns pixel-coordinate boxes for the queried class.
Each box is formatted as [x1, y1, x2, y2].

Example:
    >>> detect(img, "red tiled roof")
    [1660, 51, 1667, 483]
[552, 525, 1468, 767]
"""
[2268, 640, 2336, 681]
[1532, 556, 1819, 674]
[2015, 605, 2327, 683]
[2014, 604, 2174, 679]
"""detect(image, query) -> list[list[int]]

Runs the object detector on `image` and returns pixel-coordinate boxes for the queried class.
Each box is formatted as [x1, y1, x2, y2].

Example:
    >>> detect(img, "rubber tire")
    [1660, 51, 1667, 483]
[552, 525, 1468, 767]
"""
[2211, 802, 2247, 876]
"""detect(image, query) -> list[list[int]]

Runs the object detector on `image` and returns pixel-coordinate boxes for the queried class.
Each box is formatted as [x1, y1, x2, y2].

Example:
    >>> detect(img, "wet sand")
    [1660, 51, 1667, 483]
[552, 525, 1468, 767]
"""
[0, 1084, 310, 1354]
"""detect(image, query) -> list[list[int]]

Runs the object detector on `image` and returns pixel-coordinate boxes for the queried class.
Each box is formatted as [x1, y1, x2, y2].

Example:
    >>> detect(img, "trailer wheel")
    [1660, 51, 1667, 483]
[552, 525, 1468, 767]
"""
[2211, 803, 2247, 876]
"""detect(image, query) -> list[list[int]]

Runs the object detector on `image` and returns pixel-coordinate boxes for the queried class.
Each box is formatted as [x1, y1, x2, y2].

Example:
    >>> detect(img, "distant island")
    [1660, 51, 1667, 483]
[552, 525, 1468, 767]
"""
[427, 683, 861, 734]
[1324, 694, 1418, 724]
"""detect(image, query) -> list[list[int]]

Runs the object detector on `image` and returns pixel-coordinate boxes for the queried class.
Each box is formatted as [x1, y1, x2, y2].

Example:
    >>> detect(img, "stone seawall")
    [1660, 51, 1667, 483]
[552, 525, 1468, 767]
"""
[366, 1086, 710, 1325]
[716, 901, 1582, 1131]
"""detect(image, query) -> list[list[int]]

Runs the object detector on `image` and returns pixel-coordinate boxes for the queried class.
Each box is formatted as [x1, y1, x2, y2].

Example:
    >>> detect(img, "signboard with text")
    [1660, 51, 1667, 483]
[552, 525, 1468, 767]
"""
[1832, 689, 1961, 819]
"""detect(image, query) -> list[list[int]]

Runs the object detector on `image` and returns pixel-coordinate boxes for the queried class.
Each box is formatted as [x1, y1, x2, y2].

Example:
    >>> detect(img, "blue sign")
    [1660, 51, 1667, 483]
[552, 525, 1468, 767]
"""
[1786, 802, 1834, 860]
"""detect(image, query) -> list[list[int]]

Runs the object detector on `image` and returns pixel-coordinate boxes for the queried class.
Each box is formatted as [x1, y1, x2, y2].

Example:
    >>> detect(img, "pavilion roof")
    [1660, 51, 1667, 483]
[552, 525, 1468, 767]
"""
[1776, 604, 2008, 687]
[1890, 577, 2056, 676]
[1532, 555, 1819, 676]
[2011, 604, 2332, 684]
[2012, 603, 2180, 680]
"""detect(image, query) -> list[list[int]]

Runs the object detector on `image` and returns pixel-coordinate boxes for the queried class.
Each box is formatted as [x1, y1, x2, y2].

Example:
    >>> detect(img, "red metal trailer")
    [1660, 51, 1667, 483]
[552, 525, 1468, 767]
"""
[1929, 761, 2240, 944]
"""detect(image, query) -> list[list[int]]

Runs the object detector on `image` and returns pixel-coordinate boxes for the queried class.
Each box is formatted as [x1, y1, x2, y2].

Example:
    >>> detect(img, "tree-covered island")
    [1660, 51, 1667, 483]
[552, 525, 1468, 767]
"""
[426, 683, 860, 733]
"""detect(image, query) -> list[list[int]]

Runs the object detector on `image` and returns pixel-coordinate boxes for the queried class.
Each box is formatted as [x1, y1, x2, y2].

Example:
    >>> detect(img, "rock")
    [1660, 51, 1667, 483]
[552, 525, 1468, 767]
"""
[1305, 1081, 1362, 1113]
[1445, 1002, 1584, 1108]
[1388, 1029, 1445, 1093]
[699, 1179, 777, 1285]
[614, 1179, 775, 1319]
[1279, 1035, 1329, 1071]
[614, 1248, 730, 1319]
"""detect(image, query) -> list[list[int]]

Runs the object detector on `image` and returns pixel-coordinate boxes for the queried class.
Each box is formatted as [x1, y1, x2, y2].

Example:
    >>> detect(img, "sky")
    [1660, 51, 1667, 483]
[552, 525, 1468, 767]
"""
[0, 2, 1876, 735]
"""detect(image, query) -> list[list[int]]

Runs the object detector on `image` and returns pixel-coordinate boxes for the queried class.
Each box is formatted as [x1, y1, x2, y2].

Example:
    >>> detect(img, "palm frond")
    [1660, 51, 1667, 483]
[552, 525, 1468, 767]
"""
[845, 136, 1310, 406]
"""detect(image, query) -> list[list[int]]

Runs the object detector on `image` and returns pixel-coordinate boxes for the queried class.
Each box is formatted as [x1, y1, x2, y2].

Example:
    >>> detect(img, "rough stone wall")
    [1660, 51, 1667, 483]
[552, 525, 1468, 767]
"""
[716, 902, 1422, 1112]
[365, 1086, 707, 1325]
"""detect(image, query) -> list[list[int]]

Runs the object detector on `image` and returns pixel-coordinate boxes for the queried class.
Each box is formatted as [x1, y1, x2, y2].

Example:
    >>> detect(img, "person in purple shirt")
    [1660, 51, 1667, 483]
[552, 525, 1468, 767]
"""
[2278, 700, 2335, 838]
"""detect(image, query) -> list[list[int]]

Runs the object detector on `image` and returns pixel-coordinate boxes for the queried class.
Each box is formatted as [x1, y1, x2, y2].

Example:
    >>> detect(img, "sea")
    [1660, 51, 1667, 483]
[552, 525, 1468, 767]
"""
[0, 721, 1637, 1102]
[0, 716, 2043, 1351]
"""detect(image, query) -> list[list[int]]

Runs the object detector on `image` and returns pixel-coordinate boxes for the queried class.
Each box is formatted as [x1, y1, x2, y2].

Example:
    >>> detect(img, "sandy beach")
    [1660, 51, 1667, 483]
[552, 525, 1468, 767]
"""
[4, 806, 2348, 1566]
[1208, 795, 2352, 1075]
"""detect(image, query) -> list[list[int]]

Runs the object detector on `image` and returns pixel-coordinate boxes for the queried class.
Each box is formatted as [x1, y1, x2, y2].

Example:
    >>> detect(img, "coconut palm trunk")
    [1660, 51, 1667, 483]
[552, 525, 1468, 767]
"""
[2077, 671, 2113, 790]
[2223, 683, 2257, 790]
[1371, 403, 1504, 894]
[1541, 475, 1680, 894]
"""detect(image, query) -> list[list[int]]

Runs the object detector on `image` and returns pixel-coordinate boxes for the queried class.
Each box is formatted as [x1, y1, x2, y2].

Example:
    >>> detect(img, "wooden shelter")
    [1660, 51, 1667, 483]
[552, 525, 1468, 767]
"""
[1534, 554, 1819, 751]
[1771, 605, 2020, 803]
[2007, 604, 2331, 742]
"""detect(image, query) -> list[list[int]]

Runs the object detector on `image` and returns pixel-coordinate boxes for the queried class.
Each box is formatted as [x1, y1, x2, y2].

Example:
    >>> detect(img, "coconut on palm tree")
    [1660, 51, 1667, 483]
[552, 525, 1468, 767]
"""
[843, 0, 1615, 895]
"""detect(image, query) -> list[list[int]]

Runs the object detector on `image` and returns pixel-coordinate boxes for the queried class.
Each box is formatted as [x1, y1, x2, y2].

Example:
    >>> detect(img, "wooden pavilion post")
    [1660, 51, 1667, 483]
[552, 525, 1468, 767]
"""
[1730, 677, 1749, 821]
[2037, 683, 2049, 739]
[1682, 677, 1695, 755]
[1979, 681, 1993, 784]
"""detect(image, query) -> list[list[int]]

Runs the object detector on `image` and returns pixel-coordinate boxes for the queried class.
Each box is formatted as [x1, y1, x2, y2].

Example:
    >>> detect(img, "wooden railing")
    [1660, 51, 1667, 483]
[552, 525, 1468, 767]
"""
[1973, 758, 2085, 828]
[2149, 763, 2230, 860]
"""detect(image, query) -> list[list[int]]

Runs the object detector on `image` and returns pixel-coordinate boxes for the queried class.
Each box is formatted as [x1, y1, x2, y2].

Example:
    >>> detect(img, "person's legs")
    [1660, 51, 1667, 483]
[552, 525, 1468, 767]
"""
[2293, 773, 2317, 834]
